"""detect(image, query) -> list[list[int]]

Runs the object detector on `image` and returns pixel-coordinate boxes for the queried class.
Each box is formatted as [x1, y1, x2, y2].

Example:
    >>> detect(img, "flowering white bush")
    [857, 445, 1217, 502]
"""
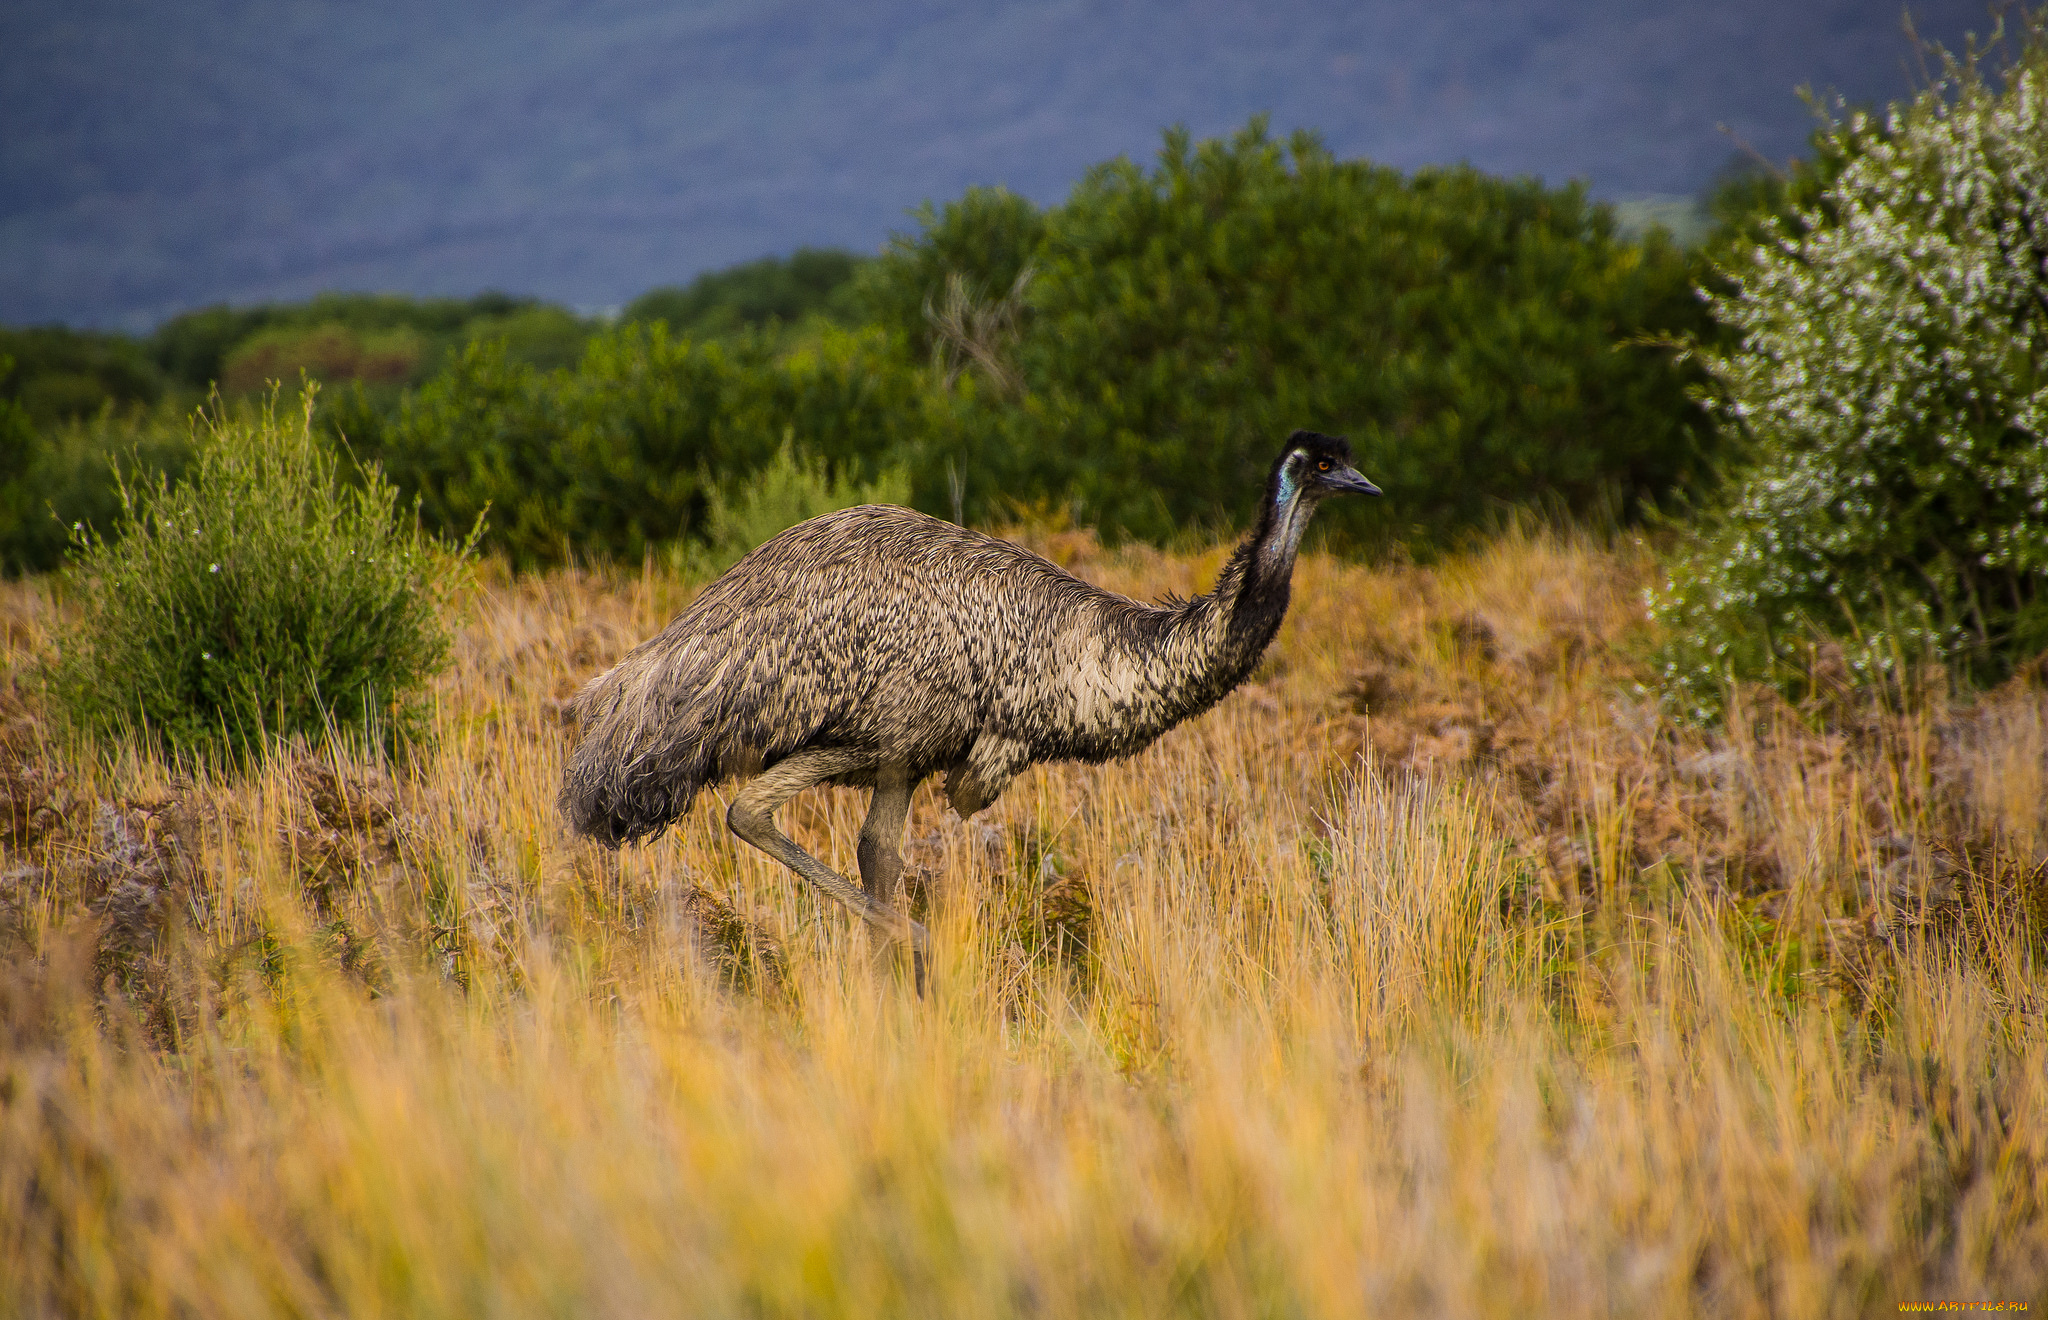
[1653, 12, 2048, 715]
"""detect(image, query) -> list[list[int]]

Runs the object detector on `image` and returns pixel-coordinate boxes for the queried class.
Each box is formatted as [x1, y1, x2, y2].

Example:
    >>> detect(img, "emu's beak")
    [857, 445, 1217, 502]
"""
[1330, 466, 1382, 497]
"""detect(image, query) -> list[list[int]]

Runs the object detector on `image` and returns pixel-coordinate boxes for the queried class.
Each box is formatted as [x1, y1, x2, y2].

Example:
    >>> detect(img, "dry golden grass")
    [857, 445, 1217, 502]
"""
[2, 528, 2045, 1317]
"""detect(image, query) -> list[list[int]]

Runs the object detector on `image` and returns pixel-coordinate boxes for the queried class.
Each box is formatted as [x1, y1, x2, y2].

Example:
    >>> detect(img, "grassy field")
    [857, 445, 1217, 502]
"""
[2, 526, 2045, 1317]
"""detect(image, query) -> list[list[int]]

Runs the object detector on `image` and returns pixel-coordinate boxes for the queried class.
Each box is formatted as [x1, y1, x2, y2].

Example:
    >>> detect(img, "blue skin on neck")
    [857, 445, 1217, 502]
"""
[1258, 454, 1314, 571]
[1274, 456, 1300, 509]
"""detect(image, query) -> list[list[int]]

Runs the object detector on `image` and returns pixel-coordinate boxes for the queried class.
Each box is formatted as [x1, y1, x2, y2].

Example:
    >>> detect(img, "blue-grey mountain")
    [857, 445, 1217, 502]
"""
[0, 0, 1996, 329]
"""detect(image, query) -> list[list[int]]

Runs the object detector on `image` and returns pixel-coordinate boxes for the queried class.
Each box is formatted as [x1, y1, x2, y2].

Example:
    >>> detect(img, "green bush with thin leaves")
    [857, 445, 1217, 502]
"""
[46, 398, 471, 761]
[1651, 13, 2048, 716]
[624, 247, 868, 339]
[865, 120, 1712, 546]
[367, 322, 939, 568]
[852, 186, 1046, 362]
[0, 406, 192, 577]
[674, 440, 912, 580]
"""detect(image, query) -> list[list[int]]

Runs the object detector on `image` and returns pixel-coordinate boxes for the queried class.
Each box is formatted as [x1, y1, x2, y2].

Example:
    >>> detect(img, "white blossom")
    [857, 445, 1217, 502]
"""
[1653, 21, 2048, 715]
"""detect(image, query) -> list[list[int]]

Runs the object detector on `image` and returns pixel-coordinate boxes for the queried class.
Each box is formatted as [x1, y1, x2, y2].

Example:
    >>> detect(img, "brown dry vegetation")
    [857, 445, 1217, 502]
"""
[2, 527, 2046, 1317]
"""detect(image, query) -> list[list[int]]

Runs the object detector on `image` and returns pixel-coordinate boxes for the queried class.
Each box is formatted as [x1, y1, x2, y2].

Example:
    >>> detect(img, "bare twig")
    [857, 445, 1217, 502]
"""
[925, 265, 1033, 396]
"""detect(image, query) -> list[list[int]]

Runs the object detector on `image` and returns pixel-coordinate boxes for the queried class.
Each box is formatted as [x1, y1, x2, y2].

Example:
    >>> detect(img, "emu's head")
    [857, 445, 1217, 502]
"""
[1269, 430, 1381, 509]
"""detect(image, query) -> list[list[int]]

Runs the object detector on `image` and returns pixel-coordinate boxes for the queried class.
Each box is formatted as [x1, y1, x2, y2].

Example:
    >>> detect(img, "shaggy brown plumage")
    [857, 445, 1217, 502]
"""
[561, 430, 1379, 958]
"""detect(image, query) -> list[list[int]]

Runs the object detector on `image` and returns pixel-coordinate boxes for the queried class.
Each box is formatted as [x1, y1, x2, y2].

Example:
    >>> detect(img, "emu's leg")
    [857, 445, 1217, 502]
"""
[857, 763, 912, 905]
[857, 763, 916, 980]
[727, 749, 930, 957]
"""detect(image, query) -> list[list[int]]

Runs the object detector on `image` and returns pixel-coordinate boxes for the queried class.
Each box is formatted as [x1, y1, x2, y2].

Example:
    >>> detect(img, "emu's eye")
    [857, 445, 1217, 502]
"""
[1316, 459, 1332, 472]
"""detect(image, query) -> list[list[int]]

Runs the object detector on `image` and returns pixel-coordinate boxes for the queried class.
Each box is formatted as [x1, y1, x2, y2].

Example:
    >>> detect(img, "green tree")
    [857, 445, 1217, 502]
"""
[927, 121, 1709, 544]
[372, 340, 586, 567]
[0, 348, 192, 576]
[0, 410, 191, 577]
[625, 248, 868, 339]
[0, 327, 165, 425]
[369, 323, 938, 567]
[853, 186, 1047, 361]
[149, 292, 589, 393]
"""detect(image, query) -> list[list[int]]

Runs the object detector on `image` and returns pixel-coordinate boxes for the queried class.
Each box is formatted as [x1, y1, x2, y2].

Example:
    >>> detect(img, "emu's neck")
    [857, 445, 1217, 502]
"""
[1137, 483, 1314, 728]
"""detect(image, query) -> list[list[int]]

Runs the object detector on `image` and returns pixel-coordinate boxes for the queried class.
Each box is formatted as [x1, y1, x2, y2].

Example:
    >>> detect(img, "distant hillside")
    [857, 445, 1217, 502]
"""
[1, 0, 1995, 329]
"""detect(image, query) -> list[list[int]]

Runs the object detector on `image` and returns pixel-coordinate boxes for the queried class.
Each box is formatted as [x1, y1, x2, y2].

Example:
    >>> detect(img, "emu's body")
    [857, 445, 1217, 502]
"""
[561, 431, 1379, 958]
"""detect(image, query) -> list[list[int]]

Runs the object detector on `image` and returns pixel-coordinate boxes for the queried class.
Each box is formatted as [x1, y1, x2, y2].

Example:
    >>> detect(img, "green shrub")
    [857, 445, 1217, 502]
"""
[0, 329, 166, 426]
[370, 323, 939, 567]
[0, 400, 192, 577]
[676, 440, 912, 580]
[721, 324, 945, 494]
[852, 187, 1047, 361]
[349, 340, 581, 566]
[867, 121, 1712, 545]
[148, 305, 278, 391]
[1651, 12, 2048, 715]
[45, 396, 470, 761]
[625, 248, 868, 339]
[456, 303, 594, 373]
[148, 292, 590, 393]
[9, 129, 1716, 577]
[221, 322, 425, 395]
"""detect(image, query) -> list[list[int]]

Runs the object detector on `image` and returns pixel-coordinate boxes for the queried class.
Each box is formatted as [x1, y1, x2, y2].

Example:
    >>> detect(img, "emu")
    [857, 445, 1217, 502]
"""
[560, 430, 1380, 963]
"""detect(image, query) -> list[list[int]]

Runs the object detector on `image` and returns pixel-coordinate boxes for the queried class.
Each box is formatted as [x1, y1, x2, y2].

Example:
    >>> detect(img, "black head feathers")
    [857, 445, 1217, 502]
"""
[1283, 429, 1354, 465]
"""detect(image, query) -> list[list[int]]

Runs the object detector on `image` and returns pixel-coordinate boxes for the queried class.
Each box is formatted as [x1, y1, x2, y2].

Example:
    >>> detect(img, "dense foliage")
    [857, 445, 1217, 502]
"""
[852, 187, 1047, 361]
[624, 248, 868, 339]
[0, 335, 190, 574]
[864, 123, 1713, 544]
[0, 405, 189, 577]
[1652, 15, 2048, 711]
[676, 440, 911, 579]
[44, 399, 469, 760]
[352, 324, 938, 567]
[0, 327, 166, 425]
[4, 122, 1724, 570]
[0, 296, 597, 575]
[150, 292, 593, 394]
